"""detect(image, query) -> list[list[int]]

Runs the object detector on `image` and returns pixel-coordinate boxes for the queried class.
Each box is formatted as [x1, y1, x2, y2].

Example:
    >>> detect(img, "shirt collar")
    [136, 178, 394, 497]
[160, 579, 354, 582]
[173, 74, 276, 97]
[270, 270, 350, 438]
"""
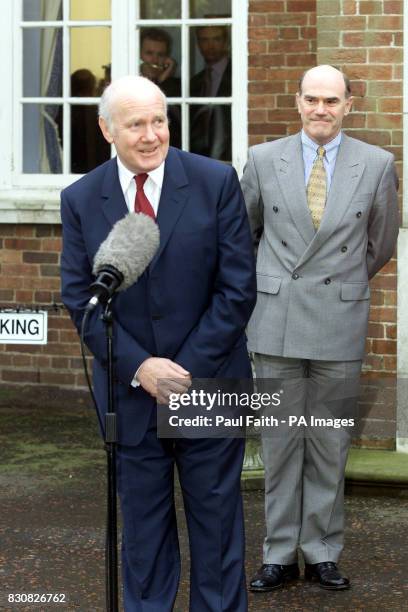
[116, 156, 165, 193]
[209, 55, 229, 78]
[301, 130, 342, 155]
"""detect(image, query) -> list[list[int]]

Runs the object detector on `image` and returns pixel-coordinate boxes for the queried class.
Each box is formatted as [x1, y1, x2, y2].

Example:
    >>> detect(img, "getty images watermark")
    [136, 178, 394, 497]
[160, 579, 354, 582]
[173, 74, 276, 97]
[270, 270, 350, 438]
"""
[155, 380, 358, 438]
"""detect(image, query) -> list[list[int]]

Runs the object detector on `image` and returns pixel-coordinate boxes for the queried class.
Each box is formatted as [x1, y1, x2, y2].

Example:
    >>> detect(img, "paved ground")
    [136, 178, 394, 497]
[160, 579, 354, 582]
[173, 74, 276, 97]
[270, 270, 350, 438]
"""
[0, 388, 407, 611]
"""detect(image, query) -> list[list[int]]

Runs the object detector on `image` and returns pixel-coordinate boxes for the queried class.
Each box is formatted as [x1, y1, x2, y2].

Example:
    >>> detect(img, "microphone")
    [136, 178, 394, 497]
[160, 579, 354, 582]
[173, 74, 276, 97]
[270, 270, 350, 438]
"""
[87, 213, 160, 310]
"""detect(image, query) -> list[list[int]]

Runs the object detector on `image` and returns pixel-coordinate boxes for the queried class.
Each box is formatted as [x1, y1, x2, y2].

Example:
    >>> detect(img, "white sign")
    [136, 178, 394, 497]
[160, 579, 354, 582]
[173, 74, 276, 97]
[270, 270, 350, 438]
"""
[0, 311, 48, 344]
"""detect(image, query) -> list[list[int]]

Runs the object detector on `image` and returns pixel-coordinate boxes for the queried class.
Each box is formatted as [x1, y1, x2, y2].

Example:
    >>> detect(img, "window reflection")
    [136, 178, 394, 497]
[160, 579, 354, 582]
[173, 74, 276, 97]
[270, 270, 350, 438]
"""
[23, 28, 63, 97]
[23, 104, 62, 173]
[23, 0, 62, 21]
[190, 104, 231, 162]
[189, 1, 231, 18]
[140, 0, 180, 19]
[139, 27, 181, 97]
[70, 105, 111, 173]
[190, 25, 231, 161]
[70, 27, 111, 90]
[70, 0, 110, 20]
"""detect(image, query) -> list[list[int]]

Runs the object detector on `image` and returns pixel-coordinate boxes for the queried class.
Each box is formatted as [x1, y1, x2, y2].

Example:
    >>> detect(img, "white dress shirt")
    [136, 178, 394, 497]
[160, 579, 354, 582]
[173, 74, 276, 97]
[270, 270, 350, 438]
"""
[117, 156, 165, 215]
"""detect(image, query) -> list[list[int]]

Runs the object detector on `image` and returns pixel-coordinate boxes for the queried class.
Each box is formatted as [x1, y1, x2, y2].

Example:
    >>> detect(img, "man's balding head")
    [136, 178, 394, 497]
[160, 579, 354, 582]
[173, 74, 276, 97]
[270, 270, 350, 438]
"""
[296, 65, 353, 145]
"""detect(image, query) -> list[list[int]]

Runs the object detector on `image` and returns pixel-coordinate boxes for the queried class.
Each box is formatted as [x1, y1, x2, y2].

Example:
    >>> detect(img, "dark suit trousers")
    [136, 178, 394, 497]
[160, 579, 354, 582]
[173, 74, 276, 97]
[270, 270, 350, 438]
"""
[116, 413, 247, 612]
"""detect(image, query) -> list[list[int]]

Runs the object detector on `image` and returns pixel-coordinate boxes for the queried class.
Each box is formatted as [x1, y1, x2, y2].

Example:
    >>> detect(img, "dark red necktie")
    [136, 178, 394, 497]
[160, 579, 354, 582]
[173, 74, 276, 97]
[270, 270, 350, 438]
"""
[134, 173, 155, 219]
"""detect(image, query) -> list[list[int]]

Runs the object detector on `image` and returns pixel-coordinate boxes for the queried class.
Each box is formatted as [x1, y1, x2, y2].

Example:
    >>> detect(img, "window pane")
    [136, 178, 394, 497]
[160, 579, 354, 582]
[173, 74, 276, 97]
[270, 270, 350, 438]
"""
[189, 0, 231, 18]
[23, 28, 63, 97]
[70, 106, 111, 173]
[190, 104, 231, 162]
[70, 27, 111, 95]
[189, 25, 231, 97]
[70, 0, 111, 21]
[23, 104, 63, 173]
[168, 104, 181, 150]
[23, 0, 62, 21]
[139, 27, 181, 97]
[139, 0, 181, 19]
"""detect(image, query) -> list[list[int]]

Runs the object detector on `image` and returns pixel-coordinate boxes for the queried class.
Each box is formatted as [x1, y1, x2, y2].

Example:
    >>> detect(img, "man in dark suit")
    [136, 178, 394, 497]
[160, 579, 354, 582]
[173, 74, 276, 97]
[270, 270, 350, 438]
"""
[242, 65, 399, 592]
[60, 75, 256, 611]
[190, 26, 231, 161]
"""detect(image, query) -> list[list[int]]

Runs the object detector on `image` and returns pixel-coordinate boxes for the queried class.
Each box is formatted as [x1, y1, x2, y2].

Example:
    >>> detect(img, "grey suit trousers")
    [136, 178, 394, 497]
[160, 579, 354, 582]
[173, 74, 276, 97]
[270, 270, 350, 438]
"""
[255, 354, 362, 565]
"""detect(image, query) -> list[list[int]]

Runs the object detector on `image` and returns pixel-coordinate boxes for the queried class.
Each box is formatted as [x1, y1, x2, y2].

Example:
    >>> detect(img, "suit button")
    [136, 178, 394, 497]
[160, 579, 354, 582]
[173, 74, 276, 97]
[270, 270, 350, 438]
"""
[273, 206, 279, 213]
[341, 246, 348, 253]
[356, 211, 362, 218]
[292, 273, 299, 280]
[324, 278, 331, 285]
[282, 240, 287, 247]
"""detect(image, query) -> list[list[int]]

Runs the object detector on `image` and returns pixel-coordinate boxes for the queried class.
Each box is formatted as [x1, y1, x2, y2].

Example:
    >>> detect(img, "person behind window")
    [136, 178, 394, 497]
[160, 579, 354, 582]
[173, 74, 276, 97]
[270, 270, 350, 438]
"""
[190, 25, 231, 161]
[140, 27, 181, 148]
[69, 69, 111, 173]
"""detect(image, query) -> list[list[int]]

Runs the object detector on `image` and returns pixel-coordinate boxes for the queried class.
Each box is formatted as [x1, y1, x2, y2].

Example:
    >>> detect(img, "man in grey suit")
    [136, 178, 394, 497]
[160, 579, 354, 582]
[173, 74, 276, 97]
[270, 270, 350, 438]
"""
[242, 65, 399, 592]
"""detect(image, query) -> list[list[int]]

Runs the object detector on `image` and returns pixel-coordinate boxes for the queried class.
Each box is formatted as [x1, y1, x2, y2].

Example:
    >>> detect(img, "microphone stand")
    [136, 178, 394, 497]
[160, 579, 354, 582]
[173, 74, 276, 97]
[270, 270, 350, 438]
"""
[102, 300, 119, 612]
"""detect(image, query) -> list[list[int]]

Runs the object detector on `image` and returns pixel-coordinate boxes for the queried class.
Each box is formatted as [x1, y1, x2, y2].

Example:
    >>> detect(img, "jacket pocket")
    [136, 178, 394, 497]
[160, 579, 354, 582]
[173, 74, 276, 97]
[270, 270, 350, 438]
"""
[257, 274, 282, 295]
[341, 282, 370, 301]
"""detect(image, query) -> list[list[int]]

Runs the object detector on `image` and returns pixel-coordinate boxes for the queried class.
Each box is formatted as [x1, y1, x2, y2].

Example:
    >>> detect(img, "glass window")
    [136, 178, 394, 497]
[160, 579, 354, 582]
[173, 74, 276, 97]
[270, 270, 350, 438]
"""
[9, 0, 246, 194]
[21, 1, 112, 175]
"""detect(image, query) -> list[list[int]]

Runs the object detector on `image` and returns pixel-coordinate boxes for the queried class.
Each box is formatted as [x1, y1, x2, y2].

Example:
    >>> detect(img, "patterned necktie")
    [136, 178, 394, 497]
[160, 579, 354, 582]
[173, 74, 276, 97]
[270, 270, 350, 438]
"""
[307, 146, 327, 230]
[134, 173, 155, 220]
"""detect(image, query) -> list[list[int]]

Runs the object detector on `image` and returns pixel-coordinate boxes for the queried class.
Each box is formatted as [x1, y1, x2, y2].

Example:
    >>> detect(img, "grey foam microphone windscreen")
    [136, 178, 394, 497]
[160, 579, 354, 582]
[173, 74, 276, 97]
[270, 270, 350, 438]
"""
[92, 213, 160, 290]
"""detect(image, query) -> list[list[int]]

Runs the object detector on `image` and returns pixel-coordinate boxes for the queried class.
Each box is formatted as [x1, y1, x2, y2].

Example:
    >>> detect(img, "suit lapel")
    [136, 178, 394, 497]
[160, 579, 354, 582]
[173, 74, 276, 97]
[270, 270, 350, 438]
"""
[296, 134, 365, 268]
[100, 158, 129, 227]
[277, 134, 315, 246]
[150, 147, 189, 270]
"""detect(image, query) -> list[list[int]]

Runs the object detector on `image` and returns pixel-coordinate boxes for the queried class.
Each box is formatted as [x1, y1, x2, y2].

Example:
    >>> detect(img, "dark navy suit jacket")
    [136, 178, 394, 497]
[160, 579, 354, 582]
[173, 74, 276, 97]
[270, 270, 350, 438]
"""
[61, 147, 256, 445]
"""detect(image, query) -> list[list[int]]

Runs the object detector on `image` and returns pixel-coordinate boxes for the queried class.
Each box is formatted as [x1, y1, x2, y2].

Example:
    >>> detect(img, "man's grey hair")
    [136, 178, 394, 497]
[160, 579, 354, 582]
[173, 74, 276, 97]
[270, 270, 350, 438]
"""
[99, 75, 168, 131]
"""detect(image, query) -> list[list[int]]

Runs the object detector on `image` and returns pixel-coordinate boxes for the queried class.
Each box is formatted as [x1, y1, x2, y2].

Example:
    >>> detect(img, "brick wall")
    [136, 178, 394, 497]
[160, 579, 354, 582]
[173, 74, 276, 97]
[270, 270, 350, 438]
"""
[248, 0, 317, 145]
[0, 224, 86, 388]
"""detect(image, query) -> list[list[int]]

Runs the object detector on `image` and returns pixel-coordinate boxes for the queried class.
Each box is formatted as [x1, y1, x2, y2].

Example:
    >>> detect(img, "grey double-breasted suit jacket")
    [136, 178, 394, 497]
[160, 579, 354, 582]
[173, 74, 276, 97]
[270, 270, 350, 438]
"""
[241, 132, 399, 361]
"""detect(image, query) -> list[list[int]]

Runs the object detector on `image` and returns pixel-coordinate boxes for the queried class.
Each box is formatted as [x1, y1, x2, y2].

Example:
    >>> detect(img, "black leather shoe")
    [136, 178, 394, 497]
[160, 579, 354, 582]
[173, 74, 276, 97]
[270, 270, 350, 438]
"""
[249, 563, 300, 591]
[304, 562, 350, 590]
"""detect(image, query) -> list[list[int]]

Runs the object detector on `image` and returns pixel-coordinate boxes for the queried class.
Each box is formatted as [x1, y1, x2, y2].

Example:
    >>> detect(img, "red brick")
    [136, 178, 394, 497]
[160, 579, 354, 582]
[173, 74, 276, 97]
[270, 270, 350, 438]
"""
[250, 0, 285, 11]
[384, 0, 403, 13]
[359, 1, 383, 14]
[2, 264, 39, 277]
[371, 340, 397, 355]
[343, 0, 357, 13]
[368, 15, 402, 29]
[286, 53, 316, 66]
[287, 0, 315, 11]
[248, 26, 279, 40]
[369, 307, 397, 322]
[343, 31, 393, 47]
[248, 40, 268, 54]
[23, 251, 59, 264]
[249, 14, 267, 26]
[1, 250, 22, 263]
[368, 81, 402, 97]
[15, 290, 34, 303]
[0, 290, 14, 301]
[267, 13, 308, 25]
[367, 323, 385, 338]
[345, 65, 393, 80]
[4, 238, 41, 250]
[367, 114, 402, 130]
[2, 369, 39, 383]
[369, 48, 403, 63]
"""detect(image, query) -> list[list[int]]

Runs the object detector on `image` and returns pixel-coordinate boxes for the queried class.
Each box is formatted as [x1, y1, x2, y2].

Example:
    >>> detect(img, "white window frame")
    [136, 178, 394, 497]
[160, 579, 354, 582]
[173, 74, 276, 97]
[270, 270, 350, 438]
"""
[0, 0, 248, 224]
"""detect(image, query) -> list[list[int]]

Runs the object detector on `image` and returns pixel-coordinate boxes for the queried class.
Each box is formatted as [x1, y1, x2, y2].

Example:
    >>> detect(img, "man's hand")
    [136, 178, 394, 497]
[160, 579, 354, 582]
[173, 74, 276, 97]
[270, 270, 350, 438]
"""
[137, 357, 191, 404]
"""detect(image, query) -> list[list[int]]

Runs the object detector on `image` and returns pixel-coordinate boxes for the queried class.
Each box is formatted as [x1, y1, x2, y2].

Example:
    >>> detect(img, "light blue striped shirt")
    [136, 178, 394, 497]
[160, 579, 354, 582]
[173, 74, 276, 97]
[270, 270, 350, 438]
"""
[301, 130, 342, 192]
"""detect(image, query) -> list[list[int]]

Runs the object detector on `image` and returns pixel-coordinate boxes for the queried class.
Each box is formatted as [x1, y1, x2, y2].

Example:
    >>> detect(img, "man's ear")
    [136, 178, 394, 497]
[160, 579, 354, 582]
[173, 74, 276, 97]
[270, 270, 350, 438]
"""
[344, 96, 354, 116]
[295, 92, 301, 114]
[98, 116, 114, 144]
